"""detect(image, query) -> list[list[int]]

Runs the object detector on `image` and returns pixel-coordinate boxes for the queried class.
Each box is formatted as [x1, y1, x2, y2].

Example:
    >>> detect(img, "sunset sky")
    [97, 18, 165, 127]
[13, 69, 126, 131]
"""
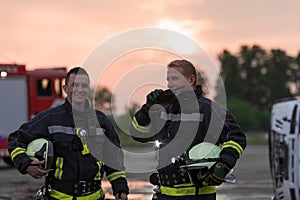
[1, 0, 300, 113]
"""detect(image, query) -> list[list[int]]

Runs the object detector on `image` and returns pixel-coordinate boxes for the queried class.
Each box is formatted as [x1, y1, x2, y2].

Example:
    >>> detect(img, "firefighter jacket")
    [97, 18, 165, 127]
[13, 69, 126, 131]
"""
[9, 99, 129, 198]
[131, 86, 246, 197]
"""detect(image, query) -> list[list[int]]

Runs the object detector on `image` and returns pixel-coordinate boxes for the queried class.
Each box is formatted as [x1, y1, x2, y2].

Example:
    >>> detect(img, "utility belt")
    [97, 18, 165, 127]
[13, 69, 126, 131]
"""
[150, 171, 192, 187]
[47, 177, 102, 197]
[150, 172, 216, 196]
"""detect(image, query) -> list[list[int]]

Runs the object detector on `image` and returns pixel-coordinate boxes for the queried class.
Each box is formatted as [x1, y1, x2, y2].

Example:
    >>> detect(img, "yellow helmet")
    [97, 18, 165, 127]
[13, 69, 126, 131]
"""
[26, 138, 54, 170]
[174, 142, 233, 183]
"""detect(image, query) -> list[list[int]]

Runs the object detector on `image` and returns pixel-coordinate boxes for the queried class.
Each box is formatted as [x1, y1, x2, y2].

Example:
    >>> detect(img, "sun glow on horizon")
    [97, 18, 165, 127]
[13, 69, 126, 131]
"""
[156, 18, 210, 55]
[157, 18, 196, 37]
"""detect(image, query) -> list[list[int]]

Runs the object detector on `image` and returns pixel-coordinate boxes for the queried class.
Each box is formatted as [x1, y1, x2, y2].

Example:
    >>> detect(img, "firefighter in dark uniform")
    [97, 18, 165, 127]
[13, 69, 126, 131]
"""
[131, 60, 246, 200]
[9, 67, 129, 199]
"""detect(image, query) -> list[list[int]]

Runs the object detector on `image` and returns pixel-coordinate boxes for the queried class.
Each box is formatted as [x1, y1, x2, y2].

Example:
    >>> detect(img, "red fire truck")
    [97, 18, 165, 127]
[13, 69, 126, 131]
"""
[0, 64, 66, 166]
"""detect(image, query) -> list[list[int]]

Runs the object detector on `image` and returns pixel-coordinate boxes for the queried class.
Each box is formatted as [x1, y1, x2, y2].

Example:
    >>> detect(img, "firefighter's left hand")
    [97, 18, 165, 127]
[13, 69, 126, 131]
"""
[202, 162, 231, 186]
[115, 192, 128, 200]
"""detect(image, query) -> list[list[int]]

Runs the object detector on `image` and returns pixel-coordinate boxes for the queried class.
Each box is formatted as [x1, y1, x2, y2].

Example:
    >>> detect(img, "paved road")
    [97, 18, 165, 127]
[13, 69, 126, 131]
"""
[217, 145, 273, 200]
[0, 145, 274, 200]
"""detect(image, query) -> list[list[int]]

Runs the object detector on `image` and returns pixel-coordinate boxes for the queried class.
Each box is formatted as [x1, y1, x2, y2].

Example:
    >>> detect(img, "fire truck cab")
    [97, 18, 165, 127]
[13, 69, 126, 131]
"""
[269, 98, 300, 199]
[0, 64, 66, 166]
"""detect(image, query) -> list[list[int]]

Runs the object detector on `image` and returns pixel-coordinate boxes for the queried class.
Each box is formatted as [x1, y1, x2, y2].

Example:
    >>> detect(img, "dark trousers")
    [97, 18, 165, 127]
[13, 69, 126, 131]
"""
[156, 193, 216, 200]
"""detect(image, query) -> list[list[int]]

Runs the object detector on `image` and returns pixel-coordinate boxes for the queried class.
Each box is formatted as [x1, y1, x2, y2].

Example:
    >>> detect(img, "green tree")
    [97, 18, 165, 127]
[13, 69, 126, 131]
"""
[264, 49, 294, 107]
[216, 44, 297, 131]
[216, 49, 240, 99]
[218, 45, 269, 106]
[227, 97, 259, 130]
[217, 45, 296, 108]
[94, 86, 113, 115]
[292, 52, 300, 96]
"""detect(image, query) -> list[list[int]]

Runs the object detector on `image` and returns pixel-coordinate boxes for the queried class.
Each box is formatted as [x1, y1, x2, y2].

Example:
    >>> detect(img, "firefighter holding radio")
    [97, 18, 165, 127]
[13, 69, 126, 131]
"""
[8, 67, 129, 200]
[131, 59, 246, 200]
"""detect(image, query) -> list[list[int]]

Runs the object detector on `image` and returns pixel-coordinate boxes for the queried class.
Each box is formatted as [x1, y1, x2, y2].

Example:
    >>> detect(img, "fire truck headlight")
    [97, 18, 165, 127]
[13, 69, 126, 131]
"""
[1, 71, 7, 78]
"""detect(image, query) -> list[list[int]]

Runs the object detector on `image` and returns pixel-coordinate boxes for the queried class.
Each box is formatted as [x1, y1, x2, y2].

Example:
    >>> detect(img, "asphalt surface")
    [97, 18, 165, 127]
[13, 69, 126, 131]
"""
[0, 145, 274, 200]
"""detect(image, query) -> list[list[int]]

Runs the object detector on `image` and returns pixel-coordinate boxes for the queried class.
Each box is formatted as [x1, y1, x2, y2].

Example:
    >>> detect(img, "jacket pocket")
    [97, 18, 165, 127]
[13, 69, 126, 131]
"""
[52, 133, 74, 148]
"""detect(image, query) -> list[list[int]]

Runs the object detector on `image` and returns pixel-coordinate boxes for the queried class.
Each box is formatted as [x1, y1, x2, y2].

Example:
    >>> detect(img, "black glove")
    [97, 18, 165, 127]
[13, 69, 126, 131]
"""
[146, 89, 175, 106]
[149, 173, 160, 185]
[138, 89, 174, 126]
[135, 89, 165, 126]
[202, 162, 231, 186]
[146, 89, 164, 105]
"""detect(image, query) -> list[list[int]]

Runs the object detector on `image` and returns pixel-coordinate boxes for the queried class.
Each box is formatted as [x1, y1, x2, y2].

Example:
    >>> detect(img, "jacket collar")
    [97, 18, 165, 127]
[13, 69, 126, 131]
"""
[63, 99, 72, 112]
[194, 85, 203, 98]
[176, 85, 203, 100]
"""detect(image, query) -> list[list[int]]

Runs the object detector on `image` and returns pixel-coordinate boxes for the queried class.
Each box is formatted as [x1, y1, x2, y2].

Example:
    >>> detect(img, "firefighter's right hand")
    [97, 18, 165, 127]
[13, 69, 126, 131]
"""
[146, 89, 164, 106]
[26, 160, 50, 179]
[202, 162, 230, 186]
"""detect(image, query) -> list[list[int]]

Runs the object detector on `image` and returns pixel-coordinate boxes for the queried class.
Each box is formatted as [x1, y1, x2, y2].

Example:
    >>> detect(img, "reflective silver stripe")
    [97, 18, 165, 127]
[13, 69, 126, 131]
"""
[48, 126, 75, 135]
[160, 112, 203, 122]
[96, 128, 105, 136]
[48, 126, 105, 136]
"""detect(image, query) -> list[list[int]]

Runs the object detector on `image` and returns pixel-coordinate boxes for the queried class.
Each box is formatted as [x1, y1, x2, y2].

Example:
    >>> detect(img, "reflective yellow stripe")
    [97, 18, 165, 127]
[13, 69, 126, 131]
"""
[132, 116, 150, 133]
[222, 140, 243, 156]
[50, 189, 73, 200]
[10, 147, 26, 160]
[107, 171, 126, 182]
[94, 161, 103, 180]
[160, 185, 216, 196]
[173, 183, 194, 188]
[50, 189, 104, 199]
[54, 157, 63, 180]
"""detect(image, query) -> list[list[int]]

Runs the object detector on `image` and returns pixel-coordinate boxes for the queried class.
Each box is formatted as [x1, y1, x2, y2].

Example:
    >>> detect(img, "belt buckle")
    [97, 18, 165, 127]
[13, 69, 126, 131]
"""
[79, 181, 86, 195]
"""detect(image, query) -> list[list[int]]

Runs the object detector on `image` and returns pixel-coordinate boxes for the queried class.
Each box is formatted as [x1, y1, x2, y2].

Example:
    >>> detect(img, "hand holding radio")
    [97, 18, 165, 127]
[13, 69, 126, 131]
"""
[146, 89, 175, 106]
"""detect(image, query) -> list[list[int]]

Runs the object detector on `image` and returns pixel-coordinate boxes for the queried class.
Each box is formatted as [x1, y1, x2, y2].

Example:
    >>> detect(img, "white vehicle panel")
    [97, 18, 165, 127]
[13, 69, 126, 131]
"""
[0, 77, 28, 137]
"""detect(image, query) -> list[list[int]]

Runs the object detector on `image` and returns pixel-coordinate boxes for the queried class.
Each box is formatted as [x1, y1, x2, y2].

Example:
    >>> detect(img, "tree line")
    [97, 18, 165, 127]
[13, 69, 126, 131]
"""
[215, 44, 300, 131]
